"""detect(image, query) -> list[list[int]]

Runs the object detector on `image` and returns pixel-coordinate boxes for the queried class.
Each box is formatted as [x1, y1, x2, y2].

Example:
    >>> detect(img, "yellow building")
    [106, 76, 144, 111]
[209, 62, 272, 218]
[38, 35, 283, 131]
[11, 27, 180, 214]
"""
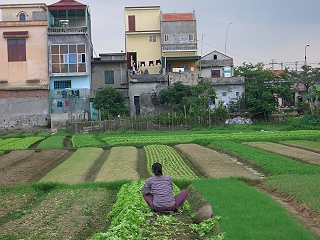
[0, 3, 48, 87]
[125, 6, 162, 75]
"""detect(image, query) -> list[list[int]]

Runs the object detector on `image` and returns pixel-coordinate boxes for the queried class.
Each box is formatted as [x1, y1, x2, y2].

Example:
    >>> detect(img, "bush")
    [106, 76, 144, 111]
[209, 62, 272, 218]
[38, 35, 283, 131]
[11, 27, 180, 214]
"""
[301, 115, 320, 125]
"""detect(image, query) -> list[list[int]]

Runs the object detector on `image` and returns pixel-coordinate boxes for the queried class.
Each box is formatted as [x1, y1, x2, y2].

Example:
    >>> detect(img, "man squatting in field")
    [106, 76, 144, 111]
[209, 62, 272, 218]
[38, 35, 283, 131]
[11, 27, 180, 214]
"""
[141, 162, 188, 213]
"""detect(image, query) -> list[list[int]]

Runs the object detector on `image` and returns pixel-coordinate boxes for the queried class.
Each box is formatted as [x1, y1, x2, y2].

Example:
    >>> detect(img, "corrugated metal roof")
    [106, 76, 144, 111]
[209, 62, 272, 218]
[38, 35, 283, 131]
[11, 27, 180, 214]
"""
[162, 13, 194, 22]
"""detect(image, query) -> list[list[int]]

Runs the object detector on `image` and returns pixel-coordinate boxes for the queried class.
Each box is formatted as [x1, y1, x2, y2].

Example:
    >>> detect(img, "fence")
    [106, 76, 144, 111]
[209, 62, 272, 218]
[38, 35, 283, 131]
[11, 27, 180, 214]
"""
[68, 119, 187, 134]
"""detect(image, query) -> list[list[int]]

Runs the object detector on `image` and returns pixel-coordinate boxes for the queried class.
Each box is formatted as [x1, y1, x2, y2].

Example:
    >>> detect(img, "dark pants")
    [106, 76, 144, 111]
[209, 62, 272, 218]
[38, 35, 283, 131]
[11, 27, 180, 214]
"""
[143, 190, 188, 211]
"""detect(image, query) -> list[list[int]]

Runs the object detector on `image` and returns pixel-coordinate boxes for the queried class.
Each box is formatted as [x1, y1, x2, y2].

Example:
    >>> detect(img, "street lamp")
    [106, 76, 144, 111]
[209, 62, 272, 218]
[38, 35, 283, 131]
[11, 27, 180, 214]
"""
[224, 22, 232, 54]
[304, 44, 310, 66]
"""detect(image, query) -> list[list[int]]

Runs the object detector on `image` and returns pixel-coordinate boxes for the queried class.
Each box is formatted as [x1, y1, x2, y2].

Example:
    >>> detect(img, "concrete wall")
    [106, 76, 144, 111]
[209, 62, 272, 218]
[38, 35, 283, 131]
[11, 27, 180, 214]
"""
[0, 4, 47, 21]
[161, 19, 197, 44]
[128, 75, 167, 116]
[91, 54, 128, 90]
[0, 89, 50, 129]
[204, 77, 245, 108]
[168, 73, 199, 86]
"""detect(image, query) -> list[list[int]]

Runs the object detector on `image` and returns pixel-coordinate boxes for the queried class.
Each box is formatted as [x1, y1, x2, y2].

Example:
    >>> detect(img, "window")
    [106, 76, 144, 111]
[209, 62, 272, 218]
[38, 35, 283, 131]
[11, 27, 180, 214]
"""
[222, 92, 227, 97]
[212, 70, 220, 78]
[104, 70, 114, 84]
[50, 44, 86, 74]
[188, 34, 194, 42]
[213, 54, 218, 60]
[54, 80, 71, 89]
[180, 64, 189, 73]
[18, 12, 26, 21]
[164, 34, 170, 42]
[149, 35, 156, 42]
[128, 15, 135, 32]
[236, 92, 240, 97]
[8, 39, 26, 62]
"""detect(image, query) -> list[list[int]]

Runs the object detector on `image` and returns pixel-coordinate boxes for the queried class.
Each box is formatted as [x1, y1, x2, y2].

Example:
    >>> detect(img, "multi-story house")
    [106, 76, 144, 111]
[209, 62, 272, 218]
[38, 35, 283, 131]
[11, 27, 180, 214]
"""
[125, 6, 162, 75]
[161, 11, 200, 75]
[200, 50, 245, 110]
[91, 53, 129, 119]
[0, 3, 50, 129]
[47, 0, 92, 129]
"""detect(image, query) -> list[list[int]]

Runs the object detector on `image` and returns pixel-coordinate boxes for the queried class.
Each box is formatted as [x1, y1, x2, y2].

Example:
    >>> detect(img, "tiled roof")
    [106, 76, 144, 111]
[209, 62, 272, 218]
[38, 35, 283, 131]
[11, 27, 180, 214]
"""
[273, 70, 285, 76]
[162, 13, 194, 22]
[48, 0, 87, 10]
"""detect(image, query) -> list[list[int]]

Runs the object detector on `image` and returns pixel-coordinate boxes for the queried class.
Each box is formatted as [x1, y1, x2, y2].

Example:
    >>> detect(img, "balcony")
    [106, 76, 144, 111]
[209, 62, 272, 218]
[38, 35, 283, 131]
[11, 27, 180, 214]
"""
[48, 26, 87, 35]
[162, 43, 197, 52]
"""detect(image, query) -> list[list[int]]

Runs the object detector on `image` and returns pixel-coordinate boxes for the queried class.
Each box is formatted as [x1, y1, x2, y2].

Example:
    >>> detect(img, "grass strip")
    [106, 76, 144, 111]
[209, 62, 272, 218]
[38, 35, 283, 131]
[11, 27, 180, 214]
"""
[95, 146, 140, 182]
[36, 135, 65, 149]
[209, 140, 320, 175]
[101, 130, 320, 146]
[192, 178, 317, 240]
[39, 148, 104, 184]
[262, 174, 320, 214]
[72, 134, 104, 147]
[144, 145, 198, 180]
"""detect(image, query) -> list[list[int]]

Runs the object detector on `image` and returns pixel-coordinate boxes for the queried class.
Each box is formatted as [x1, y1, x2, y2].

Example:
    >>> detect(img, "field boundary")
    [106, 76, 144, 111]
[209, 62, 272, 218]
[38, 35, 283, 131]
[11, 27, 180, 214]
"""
[256, 184, 320, 237]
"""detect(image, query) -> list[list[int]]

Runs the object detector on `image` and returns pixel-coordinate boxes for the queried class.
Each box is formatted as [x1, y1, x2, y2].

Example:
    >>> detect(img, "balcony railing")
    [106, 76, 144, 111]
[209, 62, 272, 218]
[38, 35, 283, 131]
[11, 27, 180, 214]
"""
[162, 43, 197, 52]
[48, 27, 87, 35]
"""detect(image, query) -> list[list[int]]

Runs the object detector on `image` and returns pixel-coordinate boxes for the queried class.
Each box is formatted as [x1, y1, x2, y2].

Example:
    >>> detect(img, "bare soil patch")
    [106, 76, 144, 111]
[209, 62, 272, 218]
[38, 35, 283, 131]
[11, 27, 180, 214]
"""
[0, 190, 38, 220]
[0, 150, 70, 186]
[244, 142, 320, 166]
[0, 188, 114, 239]
[279, 141, 320, 154]
[175, 144, 264, 179]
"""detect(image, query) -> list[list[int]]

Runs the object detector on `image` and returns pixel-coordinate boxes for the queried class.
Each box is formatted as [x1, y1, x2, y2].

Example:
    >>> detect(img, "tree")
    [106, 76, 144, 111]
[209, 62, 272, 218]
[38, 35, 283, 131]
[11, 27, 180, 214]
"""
[289, 65, 320, 94]
[288, 65, 320, 116]
[158, 81, 216, 116]
[157, 81, 217, 125]
[158, 81, 193, 114]
[92, 87, 129, 120]
[235, 63, 293, 121]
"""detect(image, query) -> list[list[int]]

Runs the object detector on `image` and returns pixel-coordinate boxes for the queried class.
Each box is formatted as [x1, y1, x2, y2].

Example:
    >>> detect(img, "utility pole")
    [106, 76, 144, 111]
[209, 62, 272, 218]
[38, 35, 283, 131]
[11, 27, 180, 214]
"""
[269, 59, 279, 73]
[199, 33, 205, 77]
[224, 22, 232, 54]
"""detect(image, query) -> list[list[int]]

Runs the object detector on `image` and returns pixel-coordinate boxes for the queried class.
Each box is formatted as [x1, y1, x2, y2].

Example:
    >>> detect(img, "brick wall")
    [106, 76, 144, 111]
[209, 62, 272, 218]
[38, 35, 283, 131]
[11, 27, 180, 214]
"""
[0, 90, 49, 98]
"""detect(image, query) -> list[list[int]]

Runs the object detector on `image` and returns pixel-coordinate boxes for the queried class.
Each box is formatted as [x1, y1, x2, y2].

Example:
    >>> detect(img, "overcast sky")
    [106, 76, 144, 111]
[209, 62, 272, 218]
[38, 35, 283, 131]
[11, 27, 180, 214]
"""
[1, 0, 320, 70]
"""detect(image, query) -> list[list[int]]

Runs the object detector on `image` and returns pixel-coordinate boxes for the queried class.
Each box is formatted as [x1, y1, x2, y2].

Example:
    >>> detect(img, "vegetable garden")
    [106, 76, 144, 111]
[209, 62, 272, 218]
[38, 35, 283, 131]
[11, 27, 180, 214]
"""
[0, 128, 320, 239]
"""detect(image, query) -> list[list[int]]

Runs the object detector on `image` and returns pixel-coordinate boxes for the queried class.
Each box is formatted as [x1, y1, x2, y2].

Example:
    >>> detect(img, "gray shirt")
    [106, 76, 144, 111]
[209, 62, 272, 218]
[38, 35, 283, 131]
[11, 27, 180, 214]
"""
[141, 174, 176, 208]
